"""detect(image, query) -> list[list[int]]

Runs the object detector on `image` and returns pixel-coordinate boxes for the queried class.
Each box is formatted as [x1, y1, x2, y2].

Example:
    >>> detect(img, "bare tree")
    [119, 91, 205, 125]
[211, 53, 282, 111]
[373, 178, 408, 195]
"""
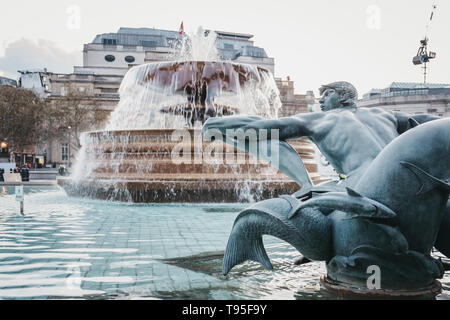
[0, 85, 45, 159]
[48, 89, 100, 150]
[1, 85, 104, 166]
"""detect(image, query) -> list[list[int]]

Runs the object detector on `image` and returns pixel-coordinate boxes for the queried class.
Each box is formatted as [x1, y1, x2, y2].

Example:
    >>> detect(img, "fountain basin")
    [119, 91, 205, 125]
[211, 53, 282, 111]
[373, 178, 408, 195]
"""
[59, 129, 324, 202]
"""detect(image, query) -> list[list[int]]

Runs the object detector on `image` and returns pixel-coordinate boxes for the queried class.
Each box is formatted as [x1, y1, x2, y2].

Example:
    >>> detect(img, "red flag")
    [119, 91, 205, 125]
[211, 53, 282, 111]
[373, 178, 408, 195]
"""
[179, 22, 184, 35]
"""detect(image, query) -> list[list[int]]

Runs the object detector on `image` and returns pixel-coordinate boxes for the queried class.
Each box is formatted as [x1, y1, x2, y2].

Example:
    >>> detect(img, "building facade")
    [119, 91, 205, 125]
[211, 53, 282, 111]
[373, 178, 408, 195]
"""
[359, 82, 450, 117]
[276, 77, 315, 117]
[17, 69, 119, 167]
[17, 27, 313, 167]
[75, 27, 275, 76]
[18, 69, 52, 98]
[0, 76, 17, 87]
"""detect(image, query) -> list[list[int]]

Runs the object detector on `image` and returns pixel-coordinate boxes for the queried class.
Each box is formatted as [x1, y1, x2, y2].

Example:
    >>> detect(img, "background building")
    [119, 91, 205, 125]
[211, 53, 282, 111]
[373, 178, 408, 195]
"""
[0, 76, 17, 87]
[276, 77, 315, 117]
[16, 69, 117, 168]
[16, 27, 313, 168]
[18, 69, 52, 98]
[359, 82, 450, 117]
[76, 27, 275, 76]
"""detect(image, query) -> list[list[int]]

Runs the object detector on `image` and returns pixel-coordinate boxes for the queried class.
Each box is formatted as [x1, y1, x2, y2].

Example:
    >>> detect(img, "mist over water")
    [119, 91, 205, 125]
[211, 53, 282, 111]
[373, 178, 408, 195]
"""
[172, 27, 220, 62]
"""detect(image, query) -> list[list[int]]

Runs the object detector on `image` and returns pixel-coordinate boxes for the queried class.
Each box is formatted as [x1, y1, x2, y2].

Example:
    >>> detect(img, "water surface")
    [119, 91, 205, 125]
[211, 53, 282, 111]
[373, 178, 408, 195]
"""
[0, 186, 448, 299]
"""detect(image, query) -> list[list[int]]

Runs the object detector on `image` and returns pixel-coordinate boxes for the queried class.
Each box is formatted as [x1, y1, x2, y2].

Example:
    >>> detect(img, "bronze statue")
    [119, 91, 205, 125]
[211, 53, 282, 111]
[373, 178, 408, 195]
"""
[203, 81, 450, 292]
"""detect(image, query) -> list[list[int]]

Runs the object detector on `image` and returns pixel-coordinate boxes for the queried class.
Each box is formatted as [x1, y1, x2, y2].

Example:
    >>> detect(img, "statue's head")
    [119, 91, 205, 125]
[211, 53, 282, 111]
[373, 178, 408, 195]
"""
[319, 81, 358, 112]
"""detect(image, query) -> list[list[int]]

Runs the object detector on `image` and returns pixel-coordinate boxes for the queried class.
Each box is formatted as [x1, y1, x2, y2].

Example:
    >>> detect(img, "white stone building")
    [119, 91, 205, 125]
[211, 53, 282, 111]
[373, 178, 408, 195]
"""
[75, 27, 275, 76]
[359, 82, 450, 117]
[0, 76, 17, 87]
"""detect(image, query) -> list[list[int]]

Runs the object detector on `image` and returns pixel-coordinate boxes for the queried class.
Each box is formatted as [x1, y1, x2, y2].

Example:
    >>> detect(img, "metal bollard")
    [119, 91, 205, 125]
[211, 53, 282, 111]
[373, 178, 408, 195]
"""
[15, 185, 24, 215]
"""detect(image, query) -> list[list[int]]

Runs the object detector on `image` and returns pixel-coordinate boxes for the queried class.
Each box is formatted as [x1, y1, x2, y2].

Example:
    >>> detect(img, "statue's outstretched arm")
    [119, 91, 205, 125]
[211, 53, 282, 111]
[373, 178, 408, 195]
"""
[202, 115, 264, 136]
[240, 116, 314, 141]
[202, 116, 313, 189]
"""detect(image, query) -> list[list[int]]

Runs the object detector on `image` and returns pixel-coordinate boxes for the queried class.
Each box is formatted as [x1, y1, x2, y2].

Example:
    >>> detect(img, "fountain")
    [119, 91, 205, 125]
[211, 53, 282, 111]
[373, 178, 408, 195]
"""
[58, 29, 322, 203]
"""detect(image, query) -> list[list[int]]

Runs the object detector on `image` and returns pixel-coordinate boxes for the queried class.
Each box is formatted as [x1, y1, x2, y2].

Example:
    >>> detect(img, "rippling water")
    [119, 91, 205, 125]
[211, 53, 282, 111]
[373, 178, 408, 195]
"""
[0, 186, 449, 300]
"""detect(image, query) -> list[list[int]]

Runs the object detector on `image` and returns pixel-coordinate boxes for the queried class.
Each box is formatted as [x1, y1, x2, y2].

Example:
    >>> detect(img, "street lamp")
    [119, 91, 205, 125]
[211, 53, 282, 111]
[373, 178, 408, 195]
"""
[0, 141, 8, 149]
[67, 126, 72, 169]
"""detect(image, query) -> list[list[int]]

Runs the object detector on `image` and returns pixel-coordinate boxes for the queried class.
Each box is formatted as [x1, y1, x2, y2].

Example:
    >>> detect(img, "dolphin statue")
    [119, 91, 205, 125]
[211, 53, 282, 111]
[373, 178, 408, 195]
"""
[285, 187, 397, 220]
[222, 119, 450, 290]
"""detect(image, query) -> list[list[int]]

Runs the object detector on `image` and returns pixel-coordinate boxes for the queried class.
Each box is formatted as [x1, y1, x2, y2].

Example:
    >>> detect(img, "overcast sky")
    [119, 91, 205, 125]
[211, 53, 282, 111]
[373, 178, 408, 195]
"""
[0, 0, 448, 96]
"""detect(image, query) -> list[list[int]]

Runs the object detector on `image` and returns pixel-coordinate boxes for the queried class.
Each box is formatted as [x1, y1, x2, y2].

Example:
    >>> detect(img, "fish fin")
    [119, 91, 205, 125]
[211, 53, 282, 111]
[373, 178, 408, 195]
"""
[401, 161, 450, 195]
[223, 236, 273, 275]
[346, 187, 363, 198]
[408, 117, 420, 128]
[223, 222, 273, 275]
[288, 204, 304, 219]
[280, 195, 303, 219]
[280, 195, 298, 209]
[292, 188, 313, 199]
[349, 207, 396, 220]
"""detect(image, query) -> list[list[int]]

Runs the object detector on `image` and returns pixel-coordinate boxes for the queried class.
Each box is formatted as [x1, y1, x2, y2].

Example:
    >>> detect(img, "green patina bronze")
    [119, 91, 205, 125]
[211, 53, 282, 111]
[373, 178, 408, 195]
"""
[203, 81, 450, 291]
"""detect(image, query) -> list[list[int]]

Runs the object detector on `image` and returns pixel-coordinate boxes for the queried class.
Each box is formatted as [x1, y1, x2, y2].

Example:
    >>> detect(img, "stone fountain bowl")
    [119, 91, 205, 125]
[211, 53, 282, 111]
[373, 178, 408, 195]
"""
[134, 60, 271, 93]
[58, 129, 324, 203]
[120, 61, 279, 126]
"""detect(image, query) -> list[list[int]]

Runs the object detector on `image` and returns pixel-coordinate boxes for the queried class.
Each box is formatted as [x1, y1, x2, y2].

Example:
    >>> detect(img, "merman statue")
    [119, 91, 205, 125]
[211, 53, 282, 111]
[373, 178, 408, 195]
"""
[202, 81, 450, 293]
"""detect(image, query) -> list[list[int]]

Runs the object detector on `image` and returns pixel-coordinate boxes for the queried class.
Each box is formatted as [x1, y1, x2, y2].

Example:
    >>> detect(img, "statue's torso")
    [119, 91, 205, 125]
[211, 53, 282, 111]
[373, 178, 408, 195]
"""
[308, 107, 399, 176]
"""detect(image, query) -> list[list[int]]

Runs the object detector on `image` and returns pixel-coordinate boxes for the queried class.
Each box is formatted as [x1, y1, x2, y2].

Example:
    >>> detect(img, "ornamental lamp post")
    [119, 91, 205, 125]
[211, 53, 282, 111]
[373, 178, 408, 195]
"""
[67, 126, 72, 169]
[0, 141, 9, 160]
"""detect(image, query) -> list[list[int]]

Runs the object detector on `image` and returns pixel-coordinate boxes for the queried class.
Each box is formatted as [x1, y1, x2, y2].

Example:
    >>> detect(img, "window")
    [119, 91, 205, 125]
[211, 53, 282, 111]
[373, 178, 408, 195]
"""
[101, 88, 117, 93]
[62, 144, 68, 161]
[105, 55, 116, 62]
[141, 40, 157, 47]
[125, 56, 135, 63]
[224, 43, 234, 50]
[103, 39, 117, 45]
